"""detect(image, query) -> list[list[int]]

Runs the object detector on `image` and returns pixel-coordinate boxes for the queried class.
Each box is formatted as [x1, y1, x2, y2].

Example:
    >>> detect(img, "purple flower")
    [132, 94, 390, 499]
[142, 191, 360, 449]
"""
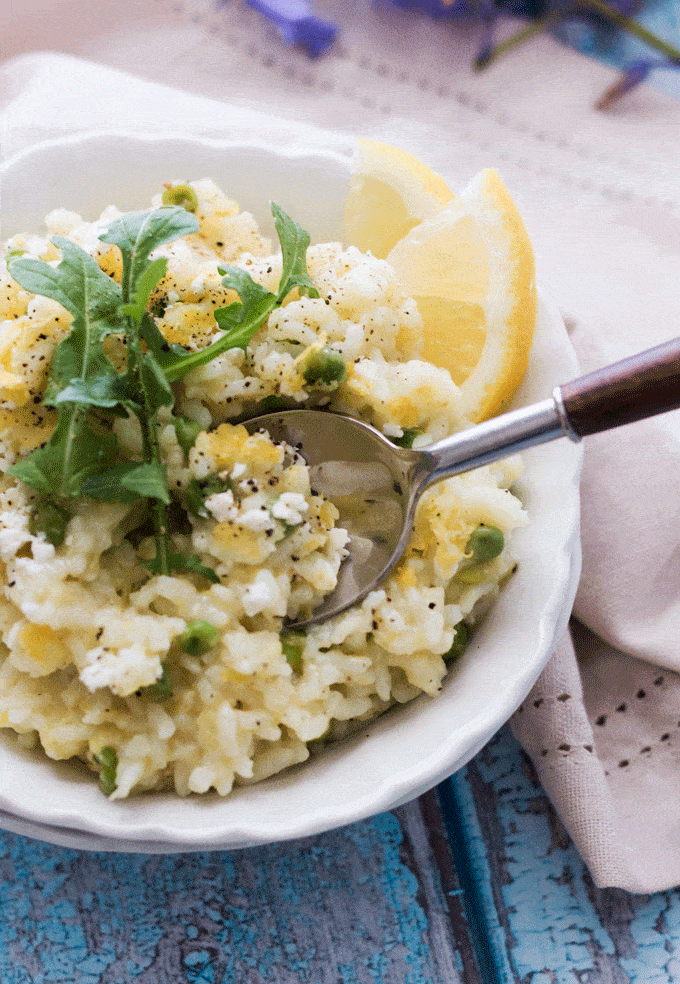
[383, 0, 549, 17]
[596, 57, 680, 108]
[244, 0, 338, 57]
[383, 0, 469, 15]
[387, 0, 680, 102]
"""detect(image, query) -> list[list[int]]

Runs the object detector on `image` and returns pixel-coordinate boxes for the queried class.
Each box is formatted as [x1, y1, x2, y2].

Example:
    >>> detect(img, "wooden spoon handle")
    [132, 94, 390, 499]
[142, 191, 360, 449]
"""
[558, 336, 680, 438]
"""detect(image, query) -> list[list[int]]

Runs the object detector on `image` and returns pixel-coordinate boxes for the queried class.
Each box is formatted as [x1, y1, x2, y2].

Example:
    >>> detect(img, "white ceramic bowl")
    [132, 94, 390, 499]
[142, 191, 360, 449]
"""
[0, 133, 582, 852]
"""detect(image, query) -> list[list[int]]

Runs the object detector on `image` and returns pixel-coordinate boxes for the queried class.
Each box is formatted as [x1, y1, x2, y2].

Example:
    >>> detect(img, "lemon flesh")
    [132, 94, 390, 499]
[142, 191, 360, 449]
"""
[386, 168, 536, 422]
[342, 138, 455, 259]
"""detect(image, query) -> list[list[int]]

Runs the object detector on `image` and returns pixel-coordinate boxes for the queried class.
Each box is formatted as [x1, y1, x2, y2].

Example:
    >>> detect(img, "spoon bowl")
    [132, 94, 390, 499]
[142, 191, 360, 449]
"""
[246, 334, 680, 627]
[245, 410, 421, 624]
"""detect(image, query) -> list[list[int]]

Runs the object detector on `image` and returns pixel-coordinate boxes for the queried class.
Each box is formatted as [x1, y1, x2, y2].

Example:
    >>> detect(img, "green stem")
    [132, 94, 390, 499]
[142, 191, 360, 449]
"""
[162, 302, 277, 383]
[121, 266, 138, 377]
[127, 319, 170, 576]
[474, 7, 575, 69]
[475, 0, 680, 72]
[57, 406, 86, 499]
[578, 0, 680, 63]
[151, 496, 170, 575]
[139, 408, 170, 577]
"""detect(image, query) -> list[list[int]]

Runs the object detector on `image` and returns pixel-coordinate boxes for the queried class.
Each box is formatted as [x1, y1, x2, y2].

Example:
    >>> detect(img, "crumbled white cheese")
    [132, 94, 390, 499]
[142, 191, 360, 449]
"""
[204, 489, 235, 522]
[20, 235, 52, 258]
[189, 274, 206, 294]
[80, 646, 161, 696]
[236, 506, 275, 533]
[242, 570, 286, 617]
[271, 492, 308, 525]
[242, 579, 274, 617]
[27, 296, 62, 320]
[45, 208, 82, 235]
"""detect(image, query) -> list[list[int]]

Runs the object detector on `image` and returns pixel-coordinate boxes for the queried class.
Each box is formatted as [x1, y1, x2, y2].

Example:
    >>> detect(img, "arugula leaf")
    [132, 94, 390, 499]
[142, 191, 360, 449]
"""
[140, 662, 173, 701]
[119, 257, 168, 322]
[139, 313, 190, 369]
[161, 202, 318, 382]
[8, 237, 123, 329]
[8, 412, 118, 498]
[80, 462, 147, 502]
[48, 372, 131, 411]
[10, 238, 125, 410]
[212, 268, 276, 351]
[138, 352, 173, 415]
[7, 453, 56, 496]
[271, 202, 320, 300]
[171, 553, 220, 583]
[120, 462, 170, 504]
[99, 207, 198, 298]
[143, 550, 220, 584]
[162, 271, 277, 382]
[7, 239, 129, 496]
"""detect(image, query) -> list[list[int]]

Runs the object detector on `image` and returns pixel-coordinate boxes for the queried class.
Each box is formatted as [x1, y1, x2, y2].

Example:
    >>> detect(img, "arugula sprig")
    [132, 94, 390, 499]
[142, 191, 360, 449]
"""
[7, 207, 198, 571]
[94, 207, 199, 573]
[5, 198, 318, 582]
[8, 238, 126, 498]
[162, 203, 320, 381]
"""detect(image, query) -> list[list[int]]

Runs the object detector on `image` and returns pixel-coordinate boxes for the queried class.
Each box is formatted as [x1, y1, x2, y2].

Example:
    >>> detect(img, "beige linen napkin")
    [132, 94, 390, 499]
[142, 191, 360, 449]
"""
[2, 0, 680, 890]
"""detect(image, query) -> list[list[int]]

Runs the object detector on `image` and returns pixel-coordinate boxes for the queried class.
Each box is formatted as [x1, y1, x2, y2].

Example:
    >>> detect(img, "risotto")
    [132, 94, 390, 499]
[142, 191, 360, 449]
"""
[0, 179, 527, 798]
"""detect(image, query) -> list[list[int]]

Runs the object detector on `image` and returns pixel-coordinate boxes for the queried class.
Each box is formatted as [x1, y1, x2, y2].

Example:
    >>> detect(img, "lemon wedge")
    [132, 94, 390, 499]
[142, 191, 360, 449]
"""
[386, 167, 537, 422]
[342, 138, 455, 259]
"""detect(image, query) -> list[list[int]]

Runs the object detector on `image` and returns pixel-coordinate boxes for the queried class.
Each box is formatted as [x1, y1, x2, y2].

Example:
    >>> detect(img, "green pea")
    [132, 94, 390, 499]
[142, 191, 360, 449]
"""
[161, 184, 198, 212]
[465, 524, 504, 564]
[444, 622, 471, 662]
[392, 428, 420, 449]
[258, 395, 295, 413]
[179, 620, 220, 656]
[174, 415, 203, 457]
[302, 348, 347, 387]
[94, 746, 118, 796]
[280, 632, 305, 673]
[141, 662, 173, 702]
[29, 501, 70, 547]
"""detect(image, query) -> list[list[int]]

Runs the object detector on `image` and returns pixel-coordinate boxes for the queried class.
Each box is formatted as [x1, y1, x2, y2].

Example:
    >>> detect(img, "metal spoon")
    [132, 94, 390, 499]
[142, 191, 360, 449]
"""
[244, 336, 680, 628]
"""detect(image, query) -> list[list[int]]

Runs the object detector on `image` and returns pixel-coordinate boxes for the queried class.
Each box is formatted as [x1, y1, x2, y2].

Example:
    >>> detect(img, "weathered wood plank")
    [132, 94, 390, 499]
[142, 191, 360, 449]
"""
[0, 799, 475, 984]
[416, 789, 484, 984]
[440, 727, 680, 984]
[8, 726, 680, 983]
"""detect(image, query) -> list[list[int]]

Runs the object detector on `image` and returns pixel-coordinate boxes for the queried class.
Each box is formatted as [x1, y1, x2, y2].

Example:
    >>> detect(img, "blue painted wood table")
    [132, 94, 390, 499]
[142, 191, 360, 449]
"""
[4, 723, 680, 983]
